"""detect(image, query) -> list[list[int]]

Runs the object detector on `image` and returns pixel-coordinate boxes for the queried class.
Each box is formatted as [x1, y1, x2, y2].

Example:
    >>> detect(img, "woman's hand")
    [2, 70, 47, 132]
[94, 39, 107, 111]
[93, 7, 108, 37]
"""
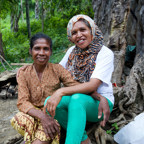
[40, 113, 60, 139]
[91, 91, 110, 127]
[28, 108, 60, 139]
[44, 90, 63, 117]
[98, 96, 110, 127]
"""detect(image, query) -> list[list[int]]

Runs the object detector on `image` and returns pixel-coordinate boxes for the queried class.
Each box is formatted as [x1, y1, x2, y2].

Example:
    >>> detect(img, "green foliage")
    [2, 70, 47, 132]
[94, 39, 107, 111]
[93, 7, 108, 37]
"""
[1, 15, 11, 30]
[1, 0, 94, 69]
[49, 49, 66, 64]
[112, 123, 119, 130]
[45, 27, 71, 51]
[106, 123, 119, 135]
[43, 0, 94, 18]
[106, 130, 112, 135]
[29, 0, 35, 10]
[0, 0, 18, 18]
[2, 31, 29, 62]
[2, 18, 43, 62]
[0, 62, 21, 73]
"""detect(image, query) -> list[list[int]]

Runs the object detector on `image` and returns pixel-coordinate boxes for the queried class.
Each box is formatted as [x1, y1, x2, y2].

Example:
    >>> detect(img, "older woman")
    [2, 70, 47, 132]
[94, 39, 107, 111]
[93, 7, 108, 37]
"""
[11, 33, 81, 144]
[44, 14, 114, 144]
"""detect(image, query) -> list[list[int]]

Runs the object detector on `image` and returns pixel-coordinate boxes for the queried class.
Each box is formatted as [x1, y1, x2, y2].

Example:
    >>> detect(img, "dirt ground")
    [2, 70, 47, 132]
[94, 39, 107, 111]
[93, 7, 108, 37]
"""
[0, 99, 22, 144]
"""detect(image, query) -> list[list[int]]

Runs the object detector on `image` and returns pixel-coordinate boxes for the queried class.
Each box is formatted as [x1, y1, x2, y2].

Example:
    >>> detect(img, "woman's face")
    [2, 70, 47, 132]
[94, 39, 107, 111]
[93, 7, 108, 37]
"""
[30, 38, 51, 66]
[71, 21, 93, 49]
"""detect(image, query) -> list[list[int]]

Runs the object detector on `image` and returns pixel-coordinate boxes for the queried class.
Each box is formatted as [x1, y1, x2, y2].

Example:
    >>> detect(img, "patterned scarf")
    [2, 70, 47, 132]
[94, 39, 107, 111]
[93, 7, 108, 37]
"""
[66, 14, 104, 83]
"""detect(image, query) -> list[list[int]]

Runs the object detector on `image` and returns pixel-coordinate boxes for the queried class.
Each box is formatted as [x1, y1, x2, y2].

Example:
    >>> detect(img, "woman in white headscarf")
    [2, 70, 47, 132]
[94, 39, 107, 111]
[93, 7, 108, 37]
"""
[44, 14, 114, 144]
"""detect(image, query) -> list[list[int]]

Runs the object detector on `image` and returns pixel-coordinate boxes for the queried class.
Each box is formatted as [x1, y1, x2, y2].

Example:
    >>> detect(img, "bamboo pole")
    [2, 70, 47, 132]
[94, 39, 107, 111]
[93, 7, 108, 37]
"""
[0, 55, 14, 70]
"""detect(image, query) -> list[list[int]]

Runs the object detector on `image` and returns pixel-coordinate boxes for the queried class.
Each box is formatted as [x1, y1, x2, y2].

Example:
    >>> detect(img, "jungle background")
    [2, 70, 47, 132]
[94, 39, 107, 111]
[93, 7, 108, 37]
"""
[0, 0, 94, 71]
[0, 0, 144, 144]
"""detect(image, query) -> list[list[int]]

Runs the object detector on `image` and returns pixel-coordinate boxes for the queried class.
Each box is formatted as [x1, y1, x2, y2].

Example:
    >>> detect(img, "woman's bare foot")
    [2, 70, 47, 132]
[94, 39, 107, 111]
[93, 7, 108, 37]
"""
[81, 137, 91, 144]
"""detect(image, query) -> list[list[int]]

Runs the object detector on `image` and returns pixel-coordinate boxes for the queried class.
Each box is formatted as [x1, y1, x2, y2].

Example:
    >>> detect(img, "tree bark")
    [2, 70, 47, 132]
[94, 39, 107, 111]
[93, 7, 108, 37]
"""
[14, 9, 21, 32]
[0, 33, 4, 58]
[21, 0, 24, 21]
[25, 0, 31, 38]
[35, 0, 39, 19]
[10, 4, 21, 32]
[91, 0, 144, 143]
[41, 1, 44, 32]
[10, 12, 14, 32]
[135, 0, 144, 61]
[92, 0, 130, 86]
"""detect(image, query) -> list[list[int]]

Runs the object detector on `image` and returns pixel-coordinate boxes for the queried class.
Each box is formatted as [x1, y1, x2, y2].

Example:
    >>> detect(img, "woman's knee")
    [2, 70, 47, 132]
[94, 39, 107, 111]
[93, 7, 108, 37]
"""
[71, 93, 84, 101]
[68, 93, 88, 110]
[70, 93, 92, 104]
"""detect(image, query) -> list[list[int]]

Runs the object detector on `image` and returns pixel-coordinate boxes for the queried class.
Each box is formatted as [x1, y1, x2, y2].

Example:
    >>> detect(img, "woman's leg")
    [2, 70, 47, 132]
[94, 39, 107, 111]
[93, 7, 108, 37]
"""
[65, 93, 113, 144]
[11, 111, 58, 144]
[44, 94, 113, 144]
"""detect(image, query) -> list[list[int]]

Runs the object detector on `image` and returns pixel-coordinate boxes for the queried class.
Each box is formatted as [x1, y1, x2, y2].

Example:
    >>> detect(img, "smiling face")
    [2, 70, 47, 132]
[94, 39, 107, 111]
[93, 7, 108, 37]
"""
[30, 38, 51, 67]
[71, 20, 93, 49]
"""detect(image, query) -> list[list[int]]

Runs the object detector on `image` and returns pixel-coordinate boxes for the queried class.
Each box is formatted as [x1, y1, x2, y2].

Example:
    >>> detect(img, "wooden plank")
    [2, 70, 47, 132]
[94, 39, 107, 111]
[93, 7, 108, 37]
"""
[11, 63, 32, 66]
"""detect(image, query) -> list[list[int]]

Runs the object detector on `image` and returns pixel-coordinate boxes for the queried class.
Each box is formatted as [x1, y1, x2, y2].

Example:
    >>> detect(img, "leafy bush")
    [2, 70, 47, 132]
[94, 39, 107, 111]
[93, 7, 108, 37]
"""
[2, 29, 29, 62]
[2, 18, 42, 62]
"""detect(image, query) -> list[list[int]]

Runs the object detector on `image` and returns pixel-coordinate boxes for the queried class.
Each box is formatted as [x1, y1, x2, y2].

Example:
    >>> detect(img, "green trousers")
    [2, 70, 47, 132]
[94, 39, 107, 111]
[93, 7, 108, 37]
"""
[44, 93, 113, 144]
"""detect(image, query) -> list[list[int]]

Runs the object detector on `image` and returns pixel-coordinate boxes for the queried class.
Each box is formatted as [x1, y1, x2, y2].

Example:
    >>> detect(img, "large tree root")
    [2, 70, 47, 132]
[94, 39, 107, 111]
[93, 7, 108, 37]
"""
[94, 125, 114, 144]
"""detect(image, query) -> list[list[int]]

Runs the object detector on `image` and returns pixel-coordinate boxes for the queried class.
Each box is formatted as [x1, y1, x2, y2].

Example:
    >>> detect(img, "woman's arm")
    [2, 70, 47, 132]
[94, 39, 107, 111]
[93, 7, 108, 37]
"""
[90, 47, 114, 127]
[57, 63, 102, 94]
[90, 91, 110, 127]
[44, 64, 102, 117]
[44, 78, 102, 117]
[17, 69, 36, 113]
[59, 78, 102, 96]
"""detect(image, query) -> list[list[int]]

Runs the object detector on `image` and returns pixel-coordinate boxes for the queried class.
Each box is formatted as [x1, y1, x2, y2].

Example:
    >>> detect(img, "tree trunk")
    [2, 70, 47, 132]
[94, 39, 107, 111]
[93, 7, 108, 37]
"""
[10, 4, 21, 32]
[25, 0, 31, 38]
[134, 0, 144, 61]
[92, 0, 130, 86]
[0, 18, 4, 58]
[0, 33, 4, 58]
[10, 12, 14, 32]
[91, 0, 144, 143]
[35, 0, 39, 19]
[21, 0, 24, 21]
[41, 1, 44, 32]
[14, 9, 21, 32]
